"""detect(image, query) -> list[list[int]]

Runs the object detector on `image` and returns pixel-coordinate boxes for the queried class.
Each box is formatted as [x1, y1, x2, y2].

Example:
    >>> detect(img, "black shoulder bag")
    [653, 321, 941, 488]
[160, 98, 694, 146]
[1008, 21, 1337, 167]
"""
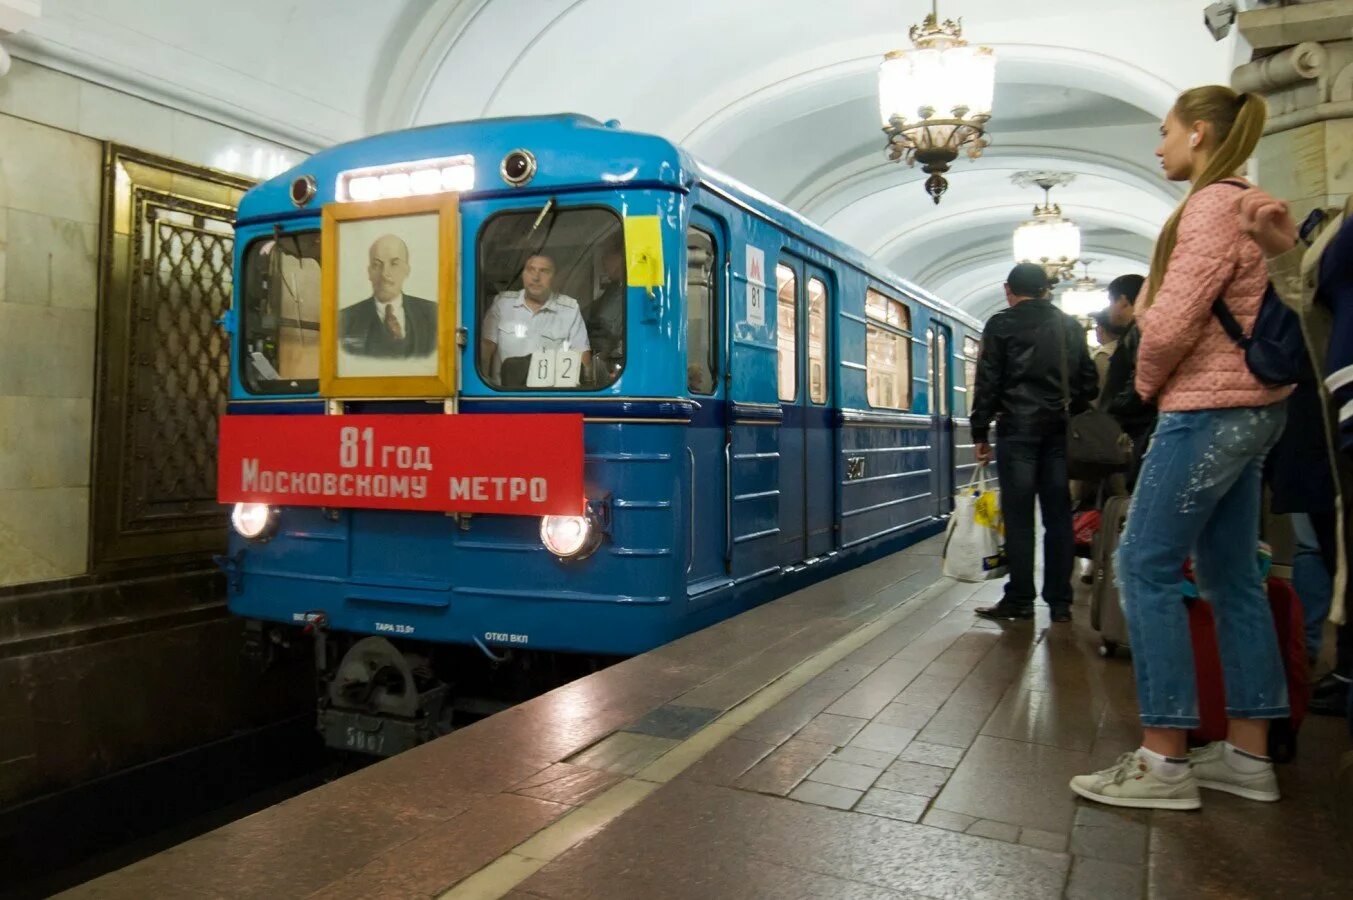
[1058, 316, 1134, 479]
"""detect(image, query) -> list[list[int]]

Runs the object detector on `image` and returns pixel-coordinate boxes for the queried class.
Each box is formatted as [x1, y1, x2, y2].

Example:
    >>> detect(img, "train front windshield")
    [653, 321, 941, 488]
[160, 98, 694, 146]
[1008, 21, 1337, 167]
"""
[238, 205, 627, 396]
[476, 206, 625, 390]
[240, 232, 321, 394]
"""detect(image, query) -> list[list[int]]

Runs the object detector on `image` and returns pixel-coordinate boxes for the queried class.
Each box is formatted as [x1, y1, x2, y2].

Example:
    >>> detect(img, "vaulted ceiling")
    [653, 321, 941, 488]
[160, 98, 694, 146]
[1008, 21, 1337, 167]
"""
[8, 0, 1246, 320]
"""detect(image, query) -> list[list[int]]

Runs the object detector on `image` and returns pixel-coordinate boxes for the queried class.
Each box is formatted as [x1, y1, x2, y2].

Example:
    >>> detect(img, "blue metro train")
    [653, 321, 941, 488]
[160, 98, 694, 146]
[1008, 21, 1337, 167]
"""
[221, 114, 982, 754]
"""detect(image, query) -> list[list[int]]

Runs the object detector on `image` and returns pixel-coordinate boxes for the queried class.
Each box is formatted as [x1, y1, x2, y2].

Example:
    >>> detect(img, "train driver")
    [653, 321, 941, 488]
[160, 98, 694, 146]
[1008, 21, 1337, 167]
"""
[480, 252, 591, 386]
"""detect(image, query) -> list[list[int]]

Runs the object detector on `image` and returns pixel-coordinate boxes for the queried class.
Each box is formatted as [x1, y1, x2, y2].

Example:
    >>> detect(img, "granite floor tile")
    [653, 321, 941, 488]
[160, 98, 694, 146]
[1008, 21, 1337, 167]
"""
[672, 622, 859, 711]
[914, 701, 989, 749]
[895, 741, 965, 769]
[566, 731, 679, 775]
[524, 779, 1068, 900]
[875, 760, 951, 798]
[847, 723, 918, 754]
[679, 736, 777, 787]
[828, 745, 898, 769]
[871, 701, 936, 730]
[795, 712, 869, 747]
[1148, 798, 1353, 900]
[855, 787, 928, 823]
[788, 780, 863, 810]
[1066, 857, 1144, 900]
[735, 738, 835, 796]
[739, 679, 859, 746]
[1018, 827, 1068, 853]
[933, 735, 1090, 834]
[982, 687, 1103, 753]
[310, 793, 569, 900]
[522, 811, 918, 900]
[892, 673, 964, 711]
[921, 808, 977, 832]
[807, 758, 883, 792]
[624, 704, 721, 740]
[509, 763, 625, 807]
[965, 818, 1020, 843]
[1069, 804, 1149, 865]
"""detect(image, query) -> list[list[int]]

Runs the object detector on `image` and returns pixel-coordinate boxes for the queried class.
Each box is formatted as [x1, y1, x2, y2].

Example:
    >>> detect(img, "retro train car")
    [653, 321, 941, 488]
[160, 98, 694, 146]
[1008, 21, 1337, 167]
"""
[218, 114, 983, 754]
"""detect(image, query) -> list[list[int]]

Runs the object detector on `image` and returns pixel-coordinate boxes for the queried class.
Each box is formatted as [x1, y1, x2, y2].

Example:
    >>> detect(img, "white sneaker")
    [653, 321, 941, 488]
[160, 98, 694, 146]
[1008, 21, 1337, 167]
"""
[1189, 742, 1280, 802]
[1069, 751, 1202, 811]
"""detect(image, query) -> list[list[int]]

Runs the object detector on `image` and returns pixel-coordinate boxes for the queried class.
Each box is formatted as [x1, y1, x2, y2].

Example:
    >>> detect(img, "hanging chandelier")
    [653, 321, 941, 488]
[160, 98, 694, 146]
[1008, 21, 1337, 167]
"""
[1012, 173, 1081, 284]
[1059, 262, 1108, 318]
[878, 1, 996, 205]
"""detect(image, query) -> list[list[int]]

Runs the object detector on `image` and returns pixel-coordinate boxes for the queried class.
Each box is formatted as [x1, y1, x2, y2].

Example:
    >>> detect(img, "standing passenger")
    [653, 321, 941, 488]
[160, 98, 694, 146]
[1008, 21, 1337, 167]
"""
[1239, 186, 1353, 721]
[970, 263, 1098, 623]
[1091, 311, 1119, 400]
[1071, 87, 1292, 811]
[1099, 274, 1156, 489]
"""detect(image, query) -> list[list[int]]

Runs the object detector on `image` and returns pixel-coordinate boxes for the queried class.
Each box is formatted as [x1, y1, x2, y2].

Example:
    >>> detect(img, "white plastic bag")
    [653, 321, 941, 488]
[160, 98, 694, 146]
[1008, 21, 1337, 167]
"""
[942, 466, 1008, 582]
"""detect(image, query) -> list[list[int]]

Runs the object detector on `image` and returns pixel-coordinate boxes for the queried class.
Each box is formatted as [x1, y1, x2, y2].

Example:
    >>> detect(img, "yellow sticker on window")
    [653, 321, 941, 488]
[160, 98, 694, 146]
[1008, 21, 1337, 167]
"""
[624, 215, 664, 289]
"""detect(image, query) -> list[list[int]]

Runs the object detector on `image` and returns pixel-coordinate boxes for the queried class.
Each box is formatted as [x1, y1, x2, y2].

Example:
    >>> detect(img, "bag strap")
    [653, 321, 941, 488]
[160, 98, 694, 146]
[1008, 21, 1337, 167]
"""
[1211, 295, 1250, 347]
[1210, 178, 1254, 347]
[967, 463, 989, 492]
[1056, 312, 1071, 413]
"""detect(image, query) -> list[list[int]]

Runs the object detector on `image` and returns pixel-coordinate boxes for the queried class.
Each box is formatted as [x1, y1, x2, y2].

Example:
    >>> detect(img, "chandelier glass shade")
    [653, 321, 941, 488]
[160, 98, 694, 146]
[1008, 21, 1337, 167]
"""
[1013, 182, 1081, 283]
[1059, 279, 1108, 318]
[878, 4, 995, 204]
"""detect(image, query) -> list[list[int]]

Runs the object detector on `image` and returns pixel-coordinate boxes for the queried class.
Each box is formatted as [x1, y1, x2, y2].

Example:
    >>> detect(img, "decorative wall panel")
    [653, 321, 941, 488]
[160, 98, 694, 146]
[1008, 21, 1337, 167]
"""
[92, 146, 253, 567]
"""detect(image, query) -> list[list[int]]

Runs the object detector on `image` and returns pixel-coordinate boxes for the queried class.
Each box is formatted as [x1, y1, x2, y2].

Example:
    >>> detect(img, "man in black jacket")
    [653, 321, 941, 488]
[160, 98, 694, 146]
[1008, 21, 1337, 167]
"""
[1098, 274, 1154, 488]
[971, 264, 1098, 622]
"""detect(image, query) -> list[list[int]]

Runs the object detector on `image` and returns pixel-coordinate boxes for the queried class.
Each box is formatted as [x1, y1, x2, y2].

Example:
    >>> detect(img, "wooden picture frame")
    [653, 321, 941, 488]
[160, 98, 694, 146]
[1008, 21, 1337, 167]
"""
[320, 194, 459, 398]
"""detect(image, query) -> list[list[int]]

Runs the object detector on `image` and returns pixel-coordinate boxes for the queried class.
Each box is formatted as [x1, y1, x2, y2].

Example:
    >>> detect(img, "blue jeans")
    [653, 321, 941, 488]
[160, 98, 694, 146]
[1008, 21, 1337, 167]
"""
[1117, 404, 1290, 728]
[1290, 512, 1332, 660]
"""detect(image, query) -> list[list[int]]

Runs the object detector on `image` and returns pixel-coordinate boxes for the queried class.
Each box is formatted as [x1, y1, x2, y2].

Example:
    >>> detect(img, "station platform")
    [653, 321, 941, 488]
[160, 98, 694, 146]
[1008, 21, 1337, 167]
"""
[65, 536, 1353, 899]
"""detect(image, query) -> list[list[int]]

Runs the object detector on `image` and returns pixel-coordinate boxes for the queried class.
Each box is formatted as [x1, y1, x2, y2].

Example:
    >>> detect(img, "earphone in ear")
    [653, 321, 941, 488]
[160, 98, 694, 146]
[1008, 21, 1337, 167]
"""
[1189, 133, 1201, 148]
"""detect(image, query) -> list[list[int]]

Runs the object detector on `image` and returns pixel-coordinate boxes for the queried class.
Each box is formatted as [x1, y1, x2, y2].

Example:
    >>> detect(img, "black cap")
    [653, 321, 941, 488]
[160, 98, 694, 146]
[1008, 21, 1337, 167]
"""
[1006, 263, 1050, 299]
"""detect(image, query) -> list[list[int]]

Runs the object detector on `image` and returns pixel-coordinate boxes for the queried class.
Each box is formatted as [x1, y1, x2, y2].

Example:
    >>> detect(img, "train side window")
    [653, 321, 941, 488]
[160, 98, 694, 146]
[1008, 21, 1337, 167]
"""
[808, 277, 828, 404]
[776, 264, 798, 402]
[962, 335, 980, 415]
[937, 330, 949, 416]
[686, 228, 717, 394]
[865, 288, 912, 410]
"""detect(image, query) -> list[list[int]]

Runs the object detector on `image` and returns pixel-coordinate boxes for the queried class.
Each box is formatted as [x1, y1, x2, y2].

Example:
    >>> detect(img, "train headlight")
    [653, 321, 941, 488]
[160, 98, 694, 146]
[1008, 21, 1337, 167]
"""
[232, 503, 278, 542]
[540, 513, 600, 560]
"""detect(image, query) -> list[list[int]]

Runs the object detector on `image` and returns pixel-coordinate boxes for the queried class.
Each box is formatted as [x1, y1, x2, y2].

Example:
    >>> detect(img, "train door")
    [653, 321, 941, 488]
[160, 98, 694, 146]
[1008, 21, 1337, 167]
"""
[685, 213, 728, 600]
[803, 266, 835, 557]
[775, 260, 807, 564]
[931, 323, 954, 515]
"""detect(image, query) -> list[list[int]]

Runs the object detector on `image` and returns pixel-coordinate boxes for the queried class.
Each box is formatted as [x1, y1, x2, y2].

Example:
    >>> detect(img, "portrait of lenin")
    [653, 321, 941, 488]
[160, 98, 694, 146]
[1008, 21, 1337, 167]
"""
[339, 233, 438, 358]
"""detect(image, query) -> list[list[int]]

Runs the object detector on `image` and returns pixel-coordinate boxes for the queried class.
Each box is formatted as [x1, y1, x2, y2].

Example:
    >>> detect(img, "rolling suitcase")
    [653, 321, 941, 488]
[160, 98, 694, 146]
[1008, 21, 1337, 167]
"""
[1091, 494, 1132, 657]
[1187, 577, 1310, 761]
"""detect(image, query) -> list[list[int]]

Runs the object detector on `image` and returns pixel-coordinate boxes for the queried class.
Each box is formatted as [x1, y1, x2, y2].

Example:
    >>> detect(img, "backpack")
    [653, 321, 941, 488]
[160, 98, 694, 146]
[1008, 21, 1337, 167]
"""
[1211, 181, 1309, 387]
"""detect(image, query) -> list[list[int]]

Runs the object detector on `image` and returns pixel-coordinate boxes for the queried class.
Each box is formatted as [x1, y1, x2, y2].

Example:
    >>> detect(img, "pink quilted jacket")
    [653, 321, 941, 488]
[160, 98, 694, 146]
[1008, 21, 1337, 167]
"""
[1136, 181, 1293, 412]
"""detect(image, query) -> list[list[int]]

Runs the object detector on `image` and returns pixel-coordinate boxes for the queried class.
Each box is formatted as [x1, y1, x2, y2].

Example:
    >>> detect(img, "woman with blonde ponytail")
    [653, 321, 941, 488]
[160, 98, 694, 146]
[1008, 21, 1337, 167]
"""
[1071, 86, 1295, 811]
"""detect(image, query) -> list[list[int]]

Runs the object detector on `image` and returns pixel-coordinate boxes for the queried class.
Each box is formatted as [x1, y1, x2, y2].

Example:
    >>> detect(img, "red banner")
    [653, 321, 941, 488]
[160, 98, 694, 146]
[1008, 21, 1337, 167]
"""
[218, 414, 585, 516]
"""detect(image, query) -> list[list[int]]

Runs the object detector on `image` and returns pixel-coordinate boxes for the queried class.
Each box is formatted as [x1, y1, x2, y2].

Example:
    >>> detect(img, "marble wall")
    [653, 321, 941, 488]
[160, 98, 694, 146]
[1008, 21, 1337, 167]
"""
[0, 58, 303, 587]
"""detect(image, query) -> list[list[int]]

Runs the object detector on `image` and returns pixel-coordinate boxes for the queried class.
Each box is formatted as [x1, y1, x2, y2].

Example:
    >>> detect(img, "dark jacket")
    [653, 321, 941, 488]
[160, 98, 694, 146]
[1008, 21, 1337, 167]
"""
[339, 295, 439, 358]
[970, 298, 1098, 443]
[1100, 321, 1156, 435]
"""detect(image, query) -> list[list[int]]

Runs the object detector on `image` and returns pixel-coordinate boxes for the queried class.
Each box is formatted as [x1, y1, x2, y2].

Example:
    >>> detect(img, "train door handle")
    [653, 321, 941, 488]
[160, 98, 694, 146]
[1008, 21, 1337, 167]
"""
[687, 446, 696, 575]
[724, 441, 733, 569]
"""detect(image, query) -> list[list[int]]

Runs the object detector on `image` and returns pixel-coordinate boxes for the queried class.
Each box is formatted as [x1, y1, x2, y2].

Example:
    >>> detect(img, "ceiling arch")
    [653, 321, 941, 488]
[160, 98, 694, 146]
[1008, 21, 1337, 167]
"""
[7, 0, 1240, 317]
